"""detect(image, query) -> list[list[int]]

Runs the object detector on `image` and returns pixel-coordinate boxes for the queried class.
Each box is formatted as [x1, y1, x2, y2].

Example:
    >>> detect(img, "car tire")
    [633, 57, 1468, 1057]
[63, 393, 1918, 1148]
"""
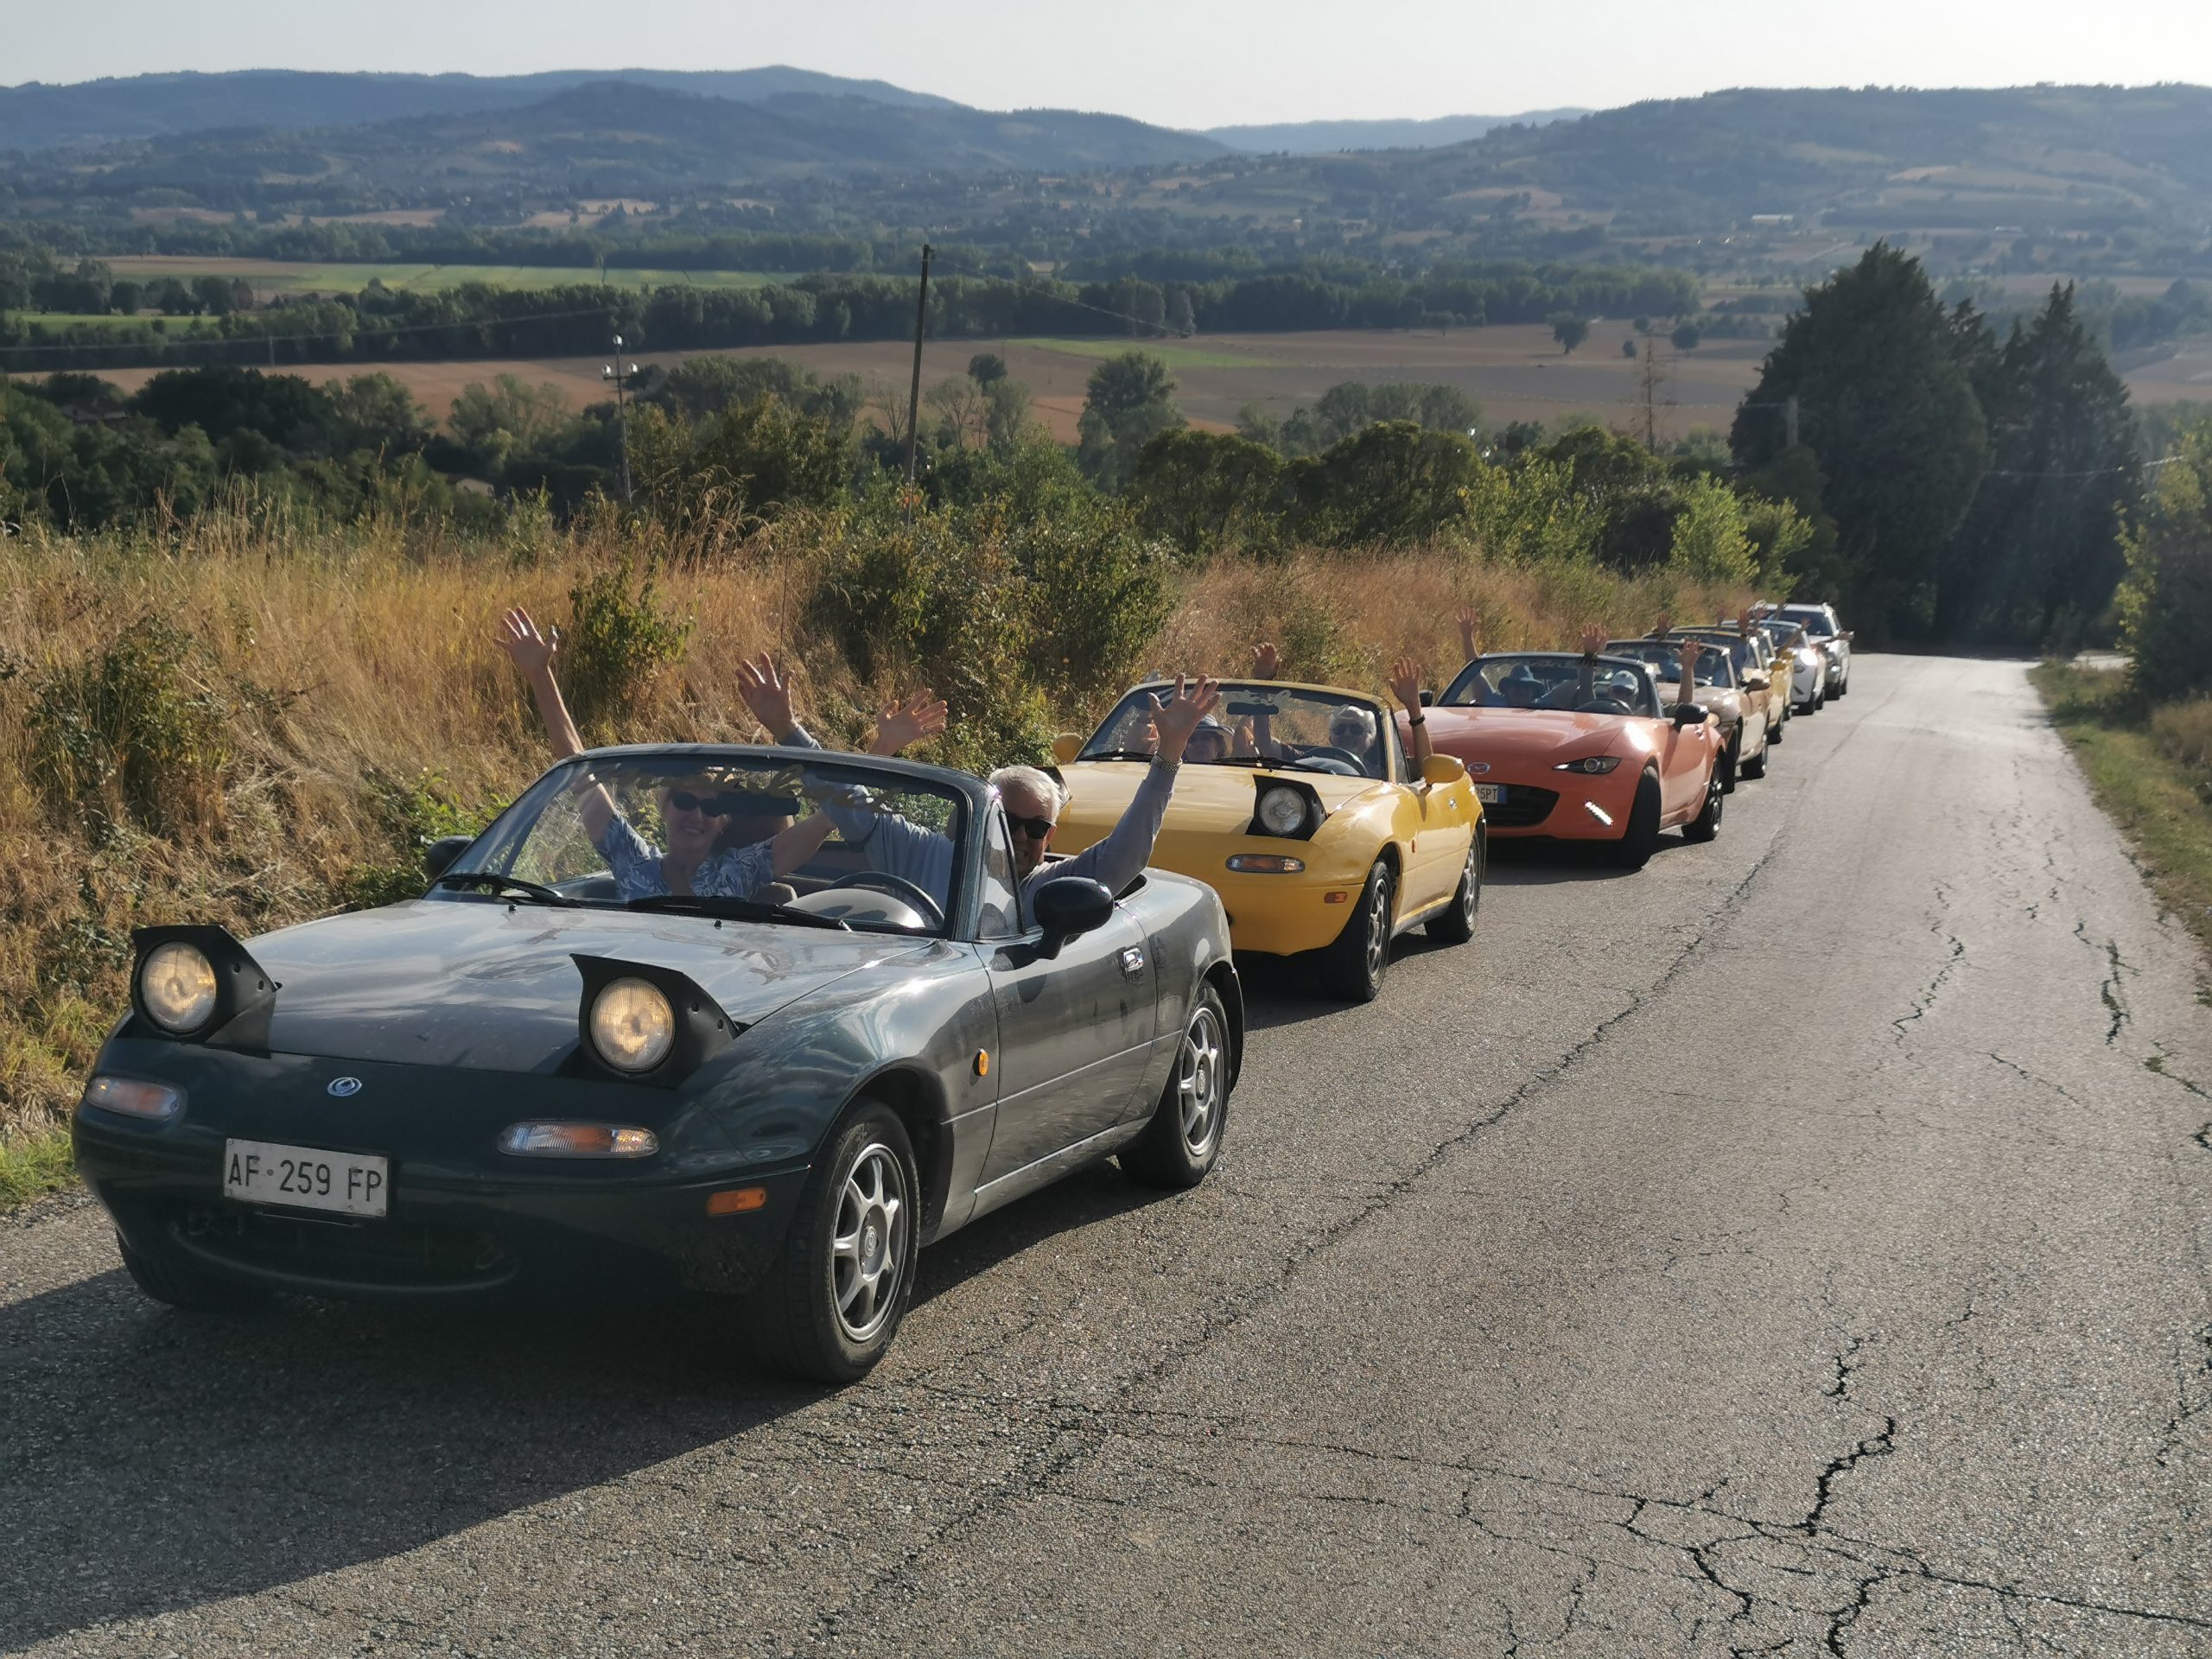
[118, 1233, 270, 1313]
[1319, 860, 1395, 1001]
[1683, 765, 1725, 842]
[1770, 702, 1786, 743]
[1609, 771, 1663, 870]
[1425, 829, 1484, 945]
[1122, 985, 1230, 1190]
[1719, 728, 1740, 793]
[1741, 728, 1769, 779]
[753, 1101, 919, 1385]
[1835, 673, 1850, 699]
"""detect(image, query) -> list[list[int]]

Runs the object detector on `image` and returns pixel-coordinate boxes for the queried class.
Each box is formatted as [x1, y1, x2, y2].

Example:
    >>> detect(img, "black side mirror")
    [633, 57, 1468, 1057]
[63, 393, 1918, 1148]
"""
[423, 835, 474, 880]
[1672, 702, 1710, 727]
[1031, 876, 1115, 956]
[1418, 689, 1435, 707]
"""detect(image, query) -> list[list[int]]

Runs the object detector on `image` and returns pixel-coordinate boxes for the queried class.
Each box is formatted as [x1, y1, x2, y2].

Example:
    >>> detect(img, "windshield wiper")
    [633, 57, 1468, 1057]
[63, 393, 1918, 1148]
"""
[435, 872, 577, 906]
[625, 893, 850, 931]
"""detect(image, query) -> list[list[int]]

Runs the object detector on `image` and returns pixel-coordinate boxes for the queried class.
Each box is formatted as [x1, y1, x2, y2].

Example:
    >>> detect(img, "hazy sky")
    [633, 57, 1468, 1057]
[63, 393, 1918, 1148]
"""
[8, 0, 2211, 126]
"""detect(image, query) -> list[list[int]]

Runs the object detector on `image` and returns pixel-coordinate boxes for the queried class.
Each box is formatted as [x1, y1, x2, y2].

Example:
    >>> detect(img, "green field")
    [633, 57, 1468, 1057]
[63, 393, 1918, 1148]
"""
[105, 260, 788, 296]
[7, 312, 218, 333]
[1008, 336, 1280, 370]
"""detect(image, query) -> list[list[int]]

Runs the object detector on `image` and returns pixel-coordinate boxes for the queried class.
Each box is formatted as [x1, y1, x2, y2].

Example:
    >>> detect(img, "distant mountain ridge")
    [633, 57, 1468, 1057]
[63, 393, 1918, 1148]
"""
[1204, 109, 1588, 153]
[0, 66, 961, 152]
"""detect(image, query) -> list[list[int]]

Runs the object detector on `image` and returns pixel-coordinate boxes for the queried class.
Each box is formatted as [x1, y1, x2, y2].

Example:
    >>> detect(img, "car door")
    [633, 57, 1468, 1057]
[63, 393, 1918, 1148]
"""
[976, 810, 1160, 1185]
[1386, 719, 1458, 909]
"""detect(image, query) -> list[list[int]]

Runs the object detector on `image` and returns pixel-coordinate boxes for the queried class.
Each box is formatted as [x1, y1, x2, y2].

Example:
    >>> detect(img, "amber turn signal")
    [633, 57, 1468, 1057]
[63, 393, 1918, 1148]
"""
[975, 1049, 990, 1077]
[706, 1186, 767, 1216]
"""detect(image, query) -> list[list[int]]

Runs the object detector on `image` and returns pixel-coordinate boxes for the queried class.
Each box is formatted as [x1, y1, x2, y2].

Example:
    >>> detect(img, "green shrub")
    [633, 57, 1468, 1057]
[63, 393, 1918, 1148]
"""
[27, 616, 229, 832]
[1009, 492, 1172, 704]
[2120, 421, 2212, 699]
[560, 556, 691, 736]
[339, 769, 499, 912]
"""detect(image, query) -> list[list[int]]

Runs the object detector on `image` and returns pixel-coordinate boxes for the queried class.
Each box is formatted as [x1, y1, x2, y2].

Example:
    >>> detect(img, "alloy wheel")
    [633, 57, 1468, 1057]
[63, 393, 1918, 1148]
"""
[830, 1143, 907, 1344]
[1176, 1005, 1226, 1155]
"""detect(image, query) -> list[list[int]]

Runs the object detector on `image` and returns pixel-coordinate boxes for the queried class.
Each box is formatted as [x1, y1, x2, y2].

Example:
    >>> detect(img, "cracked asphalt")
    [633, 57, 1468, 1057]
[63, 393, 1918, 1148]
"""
[5, 653, 2210, 1657]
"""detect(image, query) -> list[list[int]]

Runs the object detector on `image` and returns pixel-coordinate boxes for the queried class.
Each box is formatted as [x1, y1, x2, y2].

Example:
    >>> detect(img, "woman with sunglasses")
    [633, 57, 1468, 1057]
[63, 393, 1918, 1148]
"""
[493, 607, 836, 900]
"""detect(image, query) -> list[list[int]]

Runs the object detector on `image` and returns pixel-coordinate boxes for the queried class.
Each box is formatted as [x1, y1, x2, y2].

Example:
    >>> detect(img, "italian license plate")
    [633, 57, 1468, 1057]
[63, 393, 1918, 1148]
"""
[1475, 783, 1503, 804]
[223, 1139, 389, 1218]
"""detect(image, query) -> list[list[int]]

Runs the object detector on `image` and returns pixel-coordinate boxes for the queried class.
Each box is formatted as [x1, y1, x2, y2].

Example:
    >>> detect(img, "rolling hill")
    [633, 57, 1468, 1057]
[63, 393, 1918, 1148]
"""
[1203, 109, 1587, 154]
[0, 67, 959, 153]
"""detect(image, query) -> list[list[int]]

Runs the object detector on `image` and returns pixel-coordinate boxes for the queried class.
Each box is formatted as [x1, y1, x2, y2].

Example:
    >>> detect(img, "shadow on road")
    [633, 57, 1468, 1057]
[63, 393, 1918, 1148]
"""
[0, 1166, 1171, 1650]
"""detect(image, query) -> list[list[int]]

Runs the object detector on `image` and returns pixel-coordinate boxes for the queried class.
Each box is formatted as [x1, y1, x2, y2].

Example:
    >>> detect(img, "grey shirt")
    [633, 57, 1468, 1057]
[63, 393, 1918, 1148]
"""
[782, 724, 1181, 915]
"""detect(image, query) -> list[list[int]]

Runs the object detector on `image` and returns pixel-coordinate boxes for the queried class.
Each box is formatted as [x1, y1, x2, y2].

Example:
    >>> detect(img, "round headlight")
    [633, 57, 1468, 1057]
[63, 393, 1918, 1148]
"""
[589, 977, 676, 1073]
[140, 942, 219, 1033]
[1256, 786, 1308, 836]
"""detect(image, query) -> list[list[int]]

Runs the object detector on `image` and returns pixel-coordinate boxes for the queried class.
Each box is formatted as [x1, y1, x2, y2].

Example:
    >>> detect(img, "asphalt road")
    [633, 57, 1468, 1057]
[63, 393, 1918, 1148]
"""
[4, 654, 2209, 1657]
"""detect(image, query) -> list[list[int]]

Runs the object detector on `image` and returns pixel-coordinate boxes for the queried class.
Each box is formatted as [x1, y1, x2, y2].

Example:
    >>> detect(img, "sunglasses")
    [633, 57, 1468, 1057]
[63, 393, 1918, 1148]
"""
[1007, 813, 1057, 841]
[666, 790, 737, 816]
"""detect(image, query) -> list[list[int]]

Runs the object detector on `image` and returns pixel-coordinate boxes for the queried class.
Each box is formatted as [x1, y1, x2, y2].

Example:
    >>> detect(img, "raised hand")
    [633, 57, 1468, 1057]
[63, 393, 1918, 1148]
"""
[1738, 608, 1755, 637]
[1677, 639, 1706, 683]
[1149, 674, 1223, 764]
[1389, 655, 1425, 714]
[1649, 611, 1672, 639]
[735, 652, 797, 741]
[1251, 641, 1280, 681]
[494, 606, 556, 677]
[871, 688, 949, 756]
[1456, 606, 1481, 660]
[1580, 623, 1608, 659]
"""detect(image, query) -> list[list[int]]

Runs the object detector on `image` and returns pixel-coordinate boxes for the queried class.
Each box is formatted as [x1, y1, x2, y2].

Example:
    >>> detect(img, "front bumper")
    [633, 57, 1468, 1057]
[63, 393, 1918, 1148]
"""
[1478, 772, 1634, 842]
[74, 1040, 810, 1304]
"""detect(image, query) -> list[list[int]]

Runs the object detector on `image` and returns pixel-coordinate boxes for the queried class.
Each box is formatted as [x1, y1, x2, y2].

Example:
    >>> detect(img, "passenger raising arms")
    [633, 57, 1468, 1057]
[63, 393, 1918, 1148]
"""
[734, 647, 1222, 900]
[493, 606, 837, 901]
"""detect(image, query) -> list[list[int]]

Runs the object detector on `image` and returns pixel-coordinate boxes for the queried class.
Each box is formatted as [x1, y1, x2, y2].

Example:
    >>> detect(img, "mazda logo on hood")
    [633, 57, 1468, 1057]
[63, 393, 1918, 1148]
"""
[327, 1077, 363, 1097]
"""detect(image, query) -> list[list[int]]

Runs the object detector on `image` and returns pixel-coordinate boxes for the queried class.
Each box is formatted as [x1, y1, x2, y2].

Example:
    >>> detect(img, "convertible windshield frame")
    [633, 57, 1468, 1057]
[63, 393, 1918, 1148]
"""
[1605, 639, 1738, 690]
[444, 747, 981, 939]
[1082, 679, 1401, 782]
[1439, 653, 1664, 719]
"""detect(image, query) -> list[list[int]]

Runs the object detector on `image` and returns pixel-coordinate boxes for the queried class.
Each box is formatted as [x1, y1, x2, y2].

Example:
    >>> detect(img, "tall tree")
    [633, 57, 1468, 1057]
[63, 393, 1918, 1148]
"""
[1938, 284, 2139, 645]
[1732, 245, 1988, 639]
[1076, 352, 1183, 491]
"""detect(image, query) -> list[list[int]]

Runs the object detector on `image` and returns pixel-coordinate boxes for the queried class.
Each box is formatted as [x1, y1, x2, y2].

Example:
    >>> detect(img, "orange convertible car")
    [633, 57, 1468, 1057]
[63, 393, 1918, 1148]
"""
[1416, 651, 1726, 868]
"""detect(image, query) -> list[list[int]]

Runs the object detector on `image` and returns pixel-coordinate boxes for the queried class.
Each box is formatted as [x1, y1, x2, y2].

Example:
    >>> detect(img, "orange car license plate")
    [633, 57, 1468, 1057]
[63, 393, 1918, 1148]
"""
[1474, 784, 1503, 804]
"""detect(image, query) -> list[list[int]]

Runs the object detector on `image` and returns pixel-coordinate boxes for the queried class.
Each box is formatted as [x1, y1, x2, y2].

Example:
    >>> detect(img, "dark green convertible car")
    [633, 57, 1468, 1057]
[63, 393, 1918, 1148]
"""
[74, 746, 1241, 1382]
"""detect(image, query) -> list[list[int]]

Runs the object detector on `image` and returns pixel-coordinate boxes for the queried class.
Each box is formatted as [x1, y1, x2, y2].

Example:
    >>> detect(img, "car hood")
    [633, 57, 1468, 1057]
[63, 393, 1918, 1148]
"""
[1052, 759, 1395, 845]
[242, 899, 931, 1071]
[1422, 706, 1654, 765]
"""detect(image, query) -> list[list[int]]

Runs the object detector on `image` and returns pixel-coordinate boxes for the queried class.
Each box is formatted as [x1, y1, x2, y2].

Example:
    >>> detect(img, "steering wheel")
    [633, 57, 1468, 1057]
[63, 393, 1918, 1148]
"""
[1290, 744, 1369, 776]
[1575, 697, 1634, 715]
[838, 871, 946, 929]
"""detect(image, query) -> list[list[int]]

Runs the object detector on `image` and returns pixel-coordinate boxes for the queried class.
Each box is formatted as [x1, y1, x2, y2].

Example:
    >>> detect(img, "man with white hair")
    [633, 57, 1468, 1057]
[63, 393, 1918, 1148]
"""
[735, 652, 1219, 903]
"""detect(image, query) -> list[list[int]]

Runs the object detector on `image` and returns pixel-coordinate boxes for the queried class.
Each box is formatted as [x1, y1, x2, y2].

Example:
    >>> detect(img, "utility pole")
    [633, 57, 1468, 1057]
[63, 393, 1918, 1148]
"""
[1637, 338, 1666, 453]
[904, 243, 935, 490]
[602, 330, 638, 505]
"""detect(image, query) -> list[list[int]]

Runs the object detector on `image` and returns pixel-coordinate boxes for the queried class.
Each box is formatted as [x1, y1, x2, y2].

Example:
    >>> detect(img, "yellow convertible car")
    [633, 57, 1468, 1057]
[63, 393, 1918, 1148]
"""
[1049, 678, 1484, 1001]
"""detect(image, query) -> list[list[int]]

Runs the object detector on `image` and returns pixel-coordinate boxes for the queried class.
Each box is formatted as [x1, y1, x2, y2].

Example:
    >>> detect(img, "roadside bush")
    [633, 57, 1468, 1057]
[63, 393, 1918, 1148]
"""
[1008, 492, 1173, 707]
[2120, 421, 2212, 699]
[338, 769, 499, 912]
[27, 616, 229, 833]
[559, 556, 691, 736]
[2149, 696, 2212, 782]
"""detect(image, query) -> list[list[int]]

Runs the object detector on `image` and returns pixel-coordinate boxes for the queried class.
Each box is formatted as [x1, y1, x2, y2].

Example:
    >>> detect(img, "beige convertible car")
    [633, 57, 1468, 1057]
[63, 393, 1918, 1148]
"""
[1676, 627, 1788, 761]
[1605, 637, 1769, 789]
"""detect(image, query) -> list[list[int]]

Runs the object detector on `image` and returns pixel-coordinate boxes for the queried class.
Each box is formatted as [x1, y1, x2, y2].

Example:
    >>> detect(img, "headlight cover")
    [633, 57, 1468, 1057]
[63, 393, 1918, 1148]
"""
[588, 977, 677, 1073]
[82, 1074, 184, 1122]
[139, 942, 219, 1033]
[499, 1122, 658, 1158]
[1553, 755, 1622, 775]
[1256, 786, 1309, 835]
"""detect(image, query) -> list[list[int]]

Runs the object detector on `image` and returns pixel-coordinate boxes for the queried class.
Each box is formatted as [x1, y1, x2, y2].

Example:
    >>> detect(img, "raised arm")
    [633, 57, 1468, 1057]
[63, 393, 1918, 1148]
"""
[767, 809, 842, 878]
[735, 652, 802, 743]
[1249, 642, 1282, 758]
[869, 689, 948, 757]
[1039, 676, 1218, 899]
[1456, 606, 1480, 664]
[1575, 622, 1606, 702]
[1390, 656, 1432, 772]
[495, 605, 613, 841]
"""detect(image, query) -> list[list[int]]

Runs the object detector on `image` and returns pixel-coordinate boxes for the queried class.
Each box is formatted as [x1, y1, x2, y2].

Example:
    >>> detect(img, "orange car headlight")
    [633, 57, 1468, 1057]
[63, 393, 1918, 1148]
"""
[1553, 755, 1622, 775]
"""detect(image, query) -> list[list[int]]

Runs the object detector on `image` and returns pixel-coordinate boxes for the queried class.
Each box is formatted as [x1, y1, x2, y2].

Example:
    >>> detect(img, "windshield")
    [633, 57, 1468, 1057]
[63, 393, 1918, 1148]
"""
[1673, 633, 1756, 679]
[1084, 681, 1395, 779]
[1440, 654, 1662, 719]
[1777, 607, 1835, 637]
[449, 752, 968, 933]
[1607, 640, 1734, 688]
